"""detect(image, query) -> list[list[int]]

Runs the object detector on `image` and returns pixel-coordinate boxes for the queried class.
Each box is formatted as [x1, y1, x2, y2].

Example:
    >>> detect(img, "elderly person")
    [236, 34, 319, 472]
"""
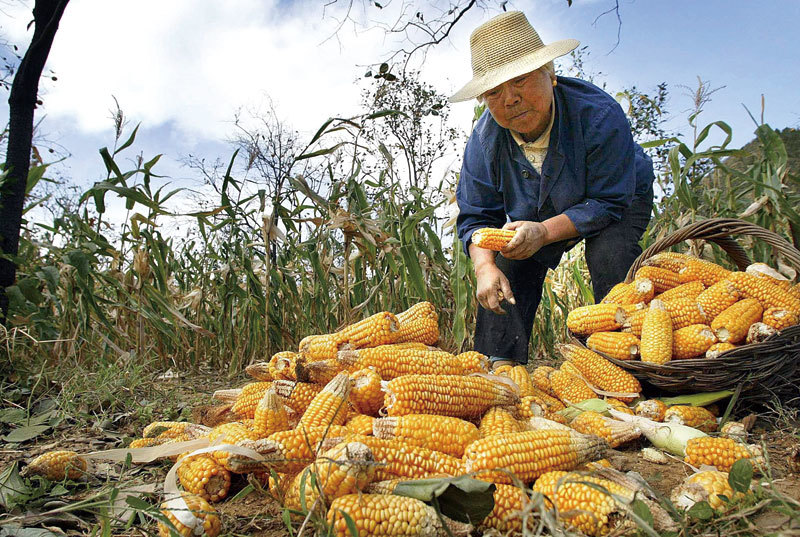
[452, 12, 655, 369]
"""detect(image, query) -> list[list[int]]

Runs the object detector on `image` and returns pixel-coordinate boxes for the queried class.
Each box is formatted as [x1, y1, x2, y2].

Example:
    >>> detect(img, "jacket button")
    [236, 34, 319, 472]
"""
[522, 170, 530, 178]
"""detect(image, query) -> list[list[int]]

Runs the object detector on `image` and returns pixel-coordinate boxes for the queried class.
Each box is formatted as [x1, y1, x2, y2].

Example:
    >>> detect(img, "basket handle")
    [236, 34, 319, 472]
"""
[625, 217, 800, 283]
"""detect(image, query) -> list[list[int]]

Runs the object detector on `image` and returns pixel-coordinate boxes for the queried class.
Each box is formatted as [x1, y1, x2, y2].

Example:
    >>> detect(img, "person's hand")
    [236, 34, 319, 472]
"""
[474, 262, 515, 315]
[501, 220, 547, 260]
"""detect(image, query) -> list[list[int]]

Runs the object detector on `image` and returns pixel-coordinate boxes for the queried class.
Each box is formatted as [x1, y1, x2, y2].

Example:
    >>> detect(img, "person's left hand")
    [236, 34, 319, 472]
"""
[501, 220, 547, 260]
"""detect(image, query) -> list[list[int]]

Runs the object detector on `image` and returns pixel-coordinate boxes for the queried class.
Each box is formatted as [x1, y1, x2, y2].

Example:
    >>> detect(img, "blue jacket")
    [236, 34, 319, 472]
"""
[456, 76, 654, 269]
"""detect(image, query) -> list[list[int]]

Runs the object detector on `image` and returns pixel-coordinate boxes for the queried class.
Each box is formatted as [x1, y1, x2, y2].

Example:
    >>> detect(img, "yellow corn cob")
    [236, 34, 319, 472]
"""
[762, 307, 799, 330]
[472, 227, 516, 250]
[619, 302, 647, 317]
[231, 382, 273, 419]
[711, 298, 763, 343]
[532, 470, 634, 537]
[23, 450, 87, 480]
[634, 399, 667, 421]
[479, 407, 525, 437]
[337, 346, 465, 379]
[559, 344, 641, 402]
[684, 437, 764, 472]
[671, 470, 744, 511]
[706, 342, 737, 358]
[480, 484, 533, 534]
[727, 271, 800, 315]
[129, 437, 172, 449]
[496, 365, 535, 397]
[526, 388, 566, 412]
[273, 380, 324, 414]
[158, 493, 221, 537]
[337, 311, 400, 349]
[548, 369, 596, 405]
[635, 266, 683, 293]
[177, 454, 231, 503]
[566, 304, 627, 336]
[746, 262, 791, 285]
[586, 332, 640, 361]
[531, 365, 556, 396]
[569, 411, 642, 448]
[640, 300, 673, 364]
[295, 358, 345, 385]
[463, 429, 608, 484]
[455, 350, 490, 373]
[395, 301, 439, 345]
[143, 421, 188, 439]
[349, 368, 384, 416]
[384, 374, 519, 418]
[327, 494, 451, 537]
[678, 258, 731, 287]
[601, 278, 654, 305]
[559, 360, 583, 377]
[265, 351, 298, 380]
[672, 324, 718, 359]
[244, 360, 272, 381]
[605, 398, 634, 415]
[283, 441, 376, 512]
[654, 280, 706, 302]
[297, 372, 352, 429]
[664, 405, 718, 433]
[720, 421, 748, 442]
[210, 388, 240, 404]
[515, 395, 568, 423]
[747, 321, 778, 344]
[344, 413, 375, 435]
[697, 280, 741, 322]
[662, 297, 707, 329]
[373, 414, 479, 458]
[253, 387, 289, 438]
[207, 422, 260, 472]
[643, 251, 695, 272]
[299, 335, 340, 361]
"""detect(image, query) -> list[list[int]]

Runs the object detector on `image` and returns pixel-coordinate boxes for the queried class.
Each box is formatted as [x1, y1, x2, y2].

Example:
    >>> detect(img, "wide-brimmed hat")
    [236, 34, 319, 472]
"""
[449, 11, 579, 103]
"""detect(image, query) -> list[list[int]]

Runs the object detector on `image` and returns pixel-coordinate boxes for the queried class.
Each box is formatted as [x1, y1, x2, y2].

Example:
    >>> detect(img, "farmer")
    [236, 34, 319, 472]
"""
[452, 11, 655, 369]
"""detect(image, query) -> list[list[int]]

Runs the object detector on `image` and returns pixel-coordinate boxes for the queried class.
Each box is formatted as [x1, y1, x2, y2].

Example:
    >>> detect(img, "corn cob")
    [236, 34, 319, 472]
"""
[672, 324, 718, 359]
[207, 422, 260, 472]
[344, 413, 375, 435]
[384, 374, 519, 418]
[746, 262, 791, 285]
[559, 344, 641, 402]
[711, 298, 763, 343]
[244, 360, 272, 382]
[373, 414, 479, 458]
[548, 369, 596, 405]
[158, 493, 221, 537]
[684, 437, 764, 472]
[640, 300, 673, 364]
[746, 322, 778, 344]
[272, 380, 324, 414]
[531, 365, 556, 396]
[479, 407, 526, 437]
[253, 387, 289, 438]
[727, 271, 800, 315]
[294, 358, 344, 385]
[299, 335, 340, 361]
[586, 331, 640, 361]
[496, 365, 535, 397]
[623, 297, 704, 336]
[762, 307, 799, 330]
[210, 388, 240, 404]
[515, 395, 567, 423]
[283, 441, 375, 512]
[463, 429, 608, 484]
[177, 454, 231, 503]
[635, 266, 683, 293]
[267, 351, 298, 380]
[634, 399, 667, 422]
[697, 280, 741, 322]
[337, 346, 465, 379]
[327, 494, 454, 537]
[455, 351, 490, 373]
[526, 416, 573, 432]
[231, 382, 273, 419]
[620, 302, 647, 317]
[23, 450, 87, 480]
[337, 311, 400, 349]
[653, 280, 705, 302]
[472, 227, 516, 250]
[720, 421, 748, 442]
[129, 437, 175, 449]
[706, 342, 737, 358]
[605, 398, 634, 415]
[348, 368, 384, 416]
[678, 258, 731, 287]
[532, 470, 634, 537]
[395, 301, 439, 345]
[480, 484, 533, 534]
[569, 411, 642, 448]
[523, 388, 566, 413]
[641, 447, 669, 464]
[601, 278, 654, 305]
[297, 372, 352, 430]
[566, 304, 627, 336]
[664, 406, 718, 433]
[559, 360, 583, 377]
[643, 251, 695, 272]
[671, 470, 744, 511]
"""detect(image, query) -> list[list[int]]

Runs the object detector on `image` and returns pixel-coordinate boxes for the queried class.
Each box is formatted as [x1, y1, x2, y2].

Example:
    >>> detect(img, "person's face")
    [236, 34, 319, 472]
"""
[482, 68, 554, 140]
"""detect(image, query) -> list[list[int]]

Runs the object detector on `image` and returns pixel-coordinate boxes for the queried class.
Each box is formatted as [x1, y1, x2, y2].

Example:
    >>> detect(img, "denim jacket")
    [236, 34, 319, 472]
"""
[456, 76, 655, 269]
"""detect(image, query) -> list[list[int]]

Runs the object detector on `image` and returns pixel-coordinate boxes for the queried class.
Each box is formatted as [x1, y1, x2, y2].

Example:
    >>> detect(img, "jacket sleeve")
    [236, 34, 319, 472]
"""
[456, 131, 506, 256]
[562, 102, 636, 237]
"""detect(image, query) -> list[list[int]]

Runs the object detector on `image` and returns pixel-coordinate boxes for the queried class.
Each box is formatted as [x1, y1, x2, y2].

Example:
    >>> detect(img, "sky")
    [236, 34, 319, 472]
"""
[1, 0, 799, 220]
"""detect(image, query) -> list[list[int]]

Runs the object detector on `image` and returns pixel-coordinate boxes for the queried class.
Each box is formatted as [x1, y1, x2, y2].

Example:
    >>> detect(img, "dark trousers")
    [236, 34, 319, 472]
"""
[474, 186, 654, 364]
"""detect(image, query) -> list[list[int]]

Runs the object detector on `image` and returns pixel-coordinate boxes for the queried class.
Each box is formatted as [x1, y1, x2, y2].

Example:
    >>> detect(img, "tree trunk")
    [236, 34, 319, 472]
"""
[0, 0, 69, 322]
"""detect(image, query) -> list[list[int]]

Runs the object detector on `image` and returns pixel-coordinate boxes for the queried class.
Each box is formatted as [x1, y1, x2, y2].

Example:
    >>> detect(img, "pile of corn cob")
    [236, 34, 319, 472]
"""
[22, 300, 763, 536]
[566, 253, 800, 363]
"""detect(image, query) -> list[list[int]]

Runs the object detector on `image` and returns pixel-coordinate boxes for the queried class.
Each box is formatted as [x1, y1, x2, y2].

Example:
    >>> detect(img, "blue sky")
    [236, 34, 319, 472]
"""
[1, 0, 798, 218]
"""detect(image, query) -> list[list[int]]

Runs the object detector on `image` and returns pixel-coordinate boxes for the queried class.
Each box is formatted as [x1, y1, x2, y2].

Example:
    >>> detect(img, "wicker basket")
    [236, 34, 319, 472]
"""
[604, 218, 800, 404]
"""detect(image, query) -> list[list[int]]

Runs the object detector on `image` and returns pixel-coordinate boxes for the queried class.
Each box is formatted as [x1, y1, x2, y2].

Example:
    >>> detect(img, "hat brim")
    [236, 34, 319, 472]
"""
[449, 38, 580, 103]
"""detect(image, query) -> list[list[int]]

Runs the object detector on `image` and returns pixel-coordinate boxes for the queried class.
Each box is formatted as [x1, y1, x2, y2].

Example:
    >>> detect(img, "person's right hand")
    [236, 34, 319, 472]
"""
[475, 263, 516, 315]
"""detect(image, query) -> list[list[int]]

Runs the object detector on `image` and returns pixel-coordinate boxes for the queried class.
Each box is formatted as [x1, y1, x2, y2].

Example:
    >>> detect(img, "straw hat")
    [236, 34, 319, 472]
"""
[449, 11, 579, 103]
